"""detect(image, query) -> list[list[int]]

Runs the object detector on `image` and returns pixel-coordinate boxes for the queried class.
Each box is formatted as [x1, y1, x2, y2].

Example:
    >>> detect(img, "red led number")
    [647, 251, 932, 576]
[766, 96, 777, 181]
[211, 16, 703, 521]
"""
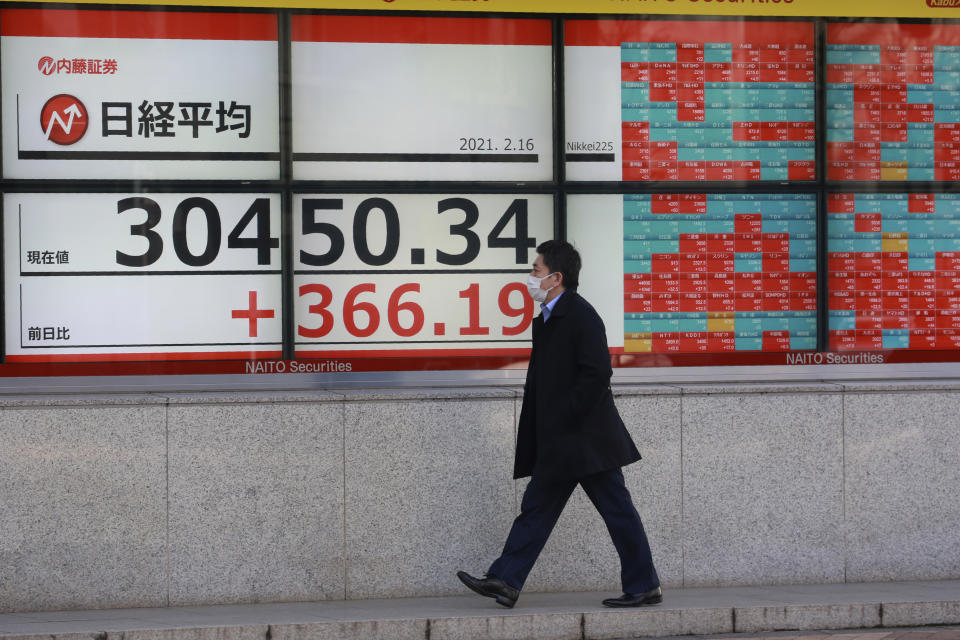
[388, 284, 425, 337]
[298, 283, 334, 338]
[499, 282, 534, 336]
[343, 284, 379, 338]
[298, 282, 533, 339]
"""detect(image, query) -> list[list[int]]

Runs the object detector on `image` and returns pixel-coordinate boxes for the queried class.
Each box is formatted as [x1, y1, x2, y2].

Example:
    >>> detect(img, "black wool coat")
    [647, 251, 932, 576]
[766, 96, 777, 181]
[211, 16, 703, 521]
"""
[514, 290, 641, 481]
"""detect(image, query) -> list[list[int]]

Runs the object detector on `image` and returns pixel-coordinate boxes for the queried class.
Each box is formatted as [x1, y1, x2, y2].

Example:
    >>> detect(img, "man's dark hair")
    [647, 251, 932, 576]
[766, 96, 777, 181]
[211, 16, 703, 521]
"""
[537, 240, 580, 291]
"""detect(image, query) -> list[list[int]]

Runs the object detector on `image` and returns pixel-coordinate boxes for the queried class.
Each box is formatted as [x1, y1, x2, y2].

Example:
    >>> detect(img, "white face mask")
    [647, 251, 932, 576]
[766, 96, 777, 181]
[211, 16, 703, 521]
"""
[525, 272, 557, 304]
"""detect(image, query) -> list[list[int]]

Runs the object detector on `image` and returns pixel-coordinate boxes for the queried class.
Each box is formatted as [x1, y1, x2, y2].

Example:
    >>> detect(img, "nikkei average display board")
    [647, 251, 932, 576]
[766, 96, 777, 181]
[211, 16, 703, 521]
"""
[3, 192, 551, 363]
[0, 8, 280, 180]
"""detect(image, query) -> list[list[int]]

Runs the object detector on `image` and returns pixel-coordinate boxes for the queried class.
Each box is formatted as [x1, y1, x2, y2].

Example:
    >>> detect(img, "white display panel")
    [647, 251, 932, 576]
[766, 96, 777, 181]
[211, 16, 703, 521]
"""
[567, 194, 626, 348]
[4, 193, 282, 361]
[1, 8, 280, 180]
[564, 45, 623, 182]
[291, 15, 553, 181]
[293, 193, 553, 354]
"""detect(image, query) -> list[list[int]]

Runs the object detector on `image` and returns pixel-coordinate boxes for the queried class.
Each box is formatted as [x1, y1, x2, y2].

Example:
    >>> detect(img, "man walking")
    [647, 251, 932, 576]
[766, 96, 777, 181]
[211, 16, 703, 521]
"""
[457, 240, 661, 609]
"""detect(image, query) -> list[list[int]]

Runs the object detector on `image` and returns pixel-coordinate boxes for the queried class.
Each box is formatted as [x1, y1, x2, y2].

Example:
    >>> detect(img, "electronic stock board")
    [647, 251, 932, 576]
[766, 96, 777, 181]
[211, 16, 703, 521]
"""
[827, 23, 960, 182]
[564, 20, 818, 360]
[825, 24, 960, 356]
[828, 193, 960, 351]
[0, 9, 554, 367]
[5, 7, 960, 372]
[565, 20, 816, 182]
[570, 194, 817, 358]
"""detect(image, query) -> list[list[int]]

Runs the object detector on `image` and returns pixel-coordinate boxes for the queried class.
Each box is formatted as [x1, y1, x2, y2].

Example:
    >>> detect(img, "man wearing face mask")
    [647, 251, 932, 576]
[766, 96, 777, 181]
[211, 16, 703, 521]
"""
[456, 240, 661, 609]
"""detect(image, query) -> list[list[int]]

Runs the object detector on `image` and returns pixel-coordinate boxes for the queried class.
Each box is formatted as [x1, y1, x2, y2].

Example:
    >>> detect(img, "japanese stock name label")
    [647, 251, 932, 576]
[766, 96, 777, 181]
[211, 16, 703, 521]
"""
[1, 9, 280, 180]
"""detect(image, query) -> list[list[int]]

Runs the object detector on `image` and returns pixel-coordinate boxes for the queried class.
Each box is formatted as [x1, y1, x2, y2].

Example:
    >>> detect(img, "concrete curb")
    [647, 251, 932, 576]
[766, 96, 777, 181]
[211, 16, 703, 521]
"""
[1, 581, 959, 640]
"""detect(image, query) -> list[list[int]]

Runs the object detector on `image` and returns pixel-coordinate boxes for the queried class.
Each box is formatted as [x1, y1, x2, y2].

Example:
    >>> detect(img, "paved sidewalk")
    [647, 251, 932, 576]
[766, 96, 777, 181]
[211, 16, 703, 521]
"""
[0, 580, 958, 640]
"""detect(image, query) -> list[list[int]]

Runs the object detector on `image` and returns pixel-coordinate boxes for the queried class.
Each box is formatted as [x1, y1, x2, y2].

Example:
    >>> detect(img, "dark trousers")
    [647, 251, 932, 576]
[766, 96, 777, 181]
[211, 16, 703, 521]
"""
[487, 468, 659, 594]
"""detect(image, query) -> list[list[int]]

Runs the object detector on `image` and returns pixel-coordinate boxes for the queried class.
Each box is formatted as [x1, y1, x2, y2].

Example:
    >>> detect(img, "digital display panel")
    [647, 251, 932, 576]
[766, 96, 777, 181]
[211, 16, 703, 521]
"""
[291, 15, 553, 181]
[827, 23, 960, 182]
[293, 193, 553, 357]
[828, 193, 960, 350]
[569, 193, 817, 355]
[564, 20, 815, 182]
[4, 193, 283, 362]
[0, 8, 280, 180]
[4, 9, 960, 375]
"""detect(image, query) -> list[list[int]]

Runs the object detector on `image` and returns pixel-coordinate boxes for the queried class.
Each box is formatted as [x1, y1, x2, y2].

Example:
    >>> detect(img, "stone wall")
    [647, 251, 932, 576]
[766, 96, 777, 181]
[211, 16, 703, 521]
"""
[1, 381, 958, 612]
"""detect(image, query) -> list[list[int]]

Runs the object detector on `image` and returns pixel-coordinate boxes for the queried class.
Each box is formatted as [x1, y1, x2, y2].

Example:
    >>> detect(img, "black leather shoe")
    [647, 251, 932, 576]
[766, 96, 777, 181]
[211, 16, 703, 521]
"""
[602, 586, 662, 607]
[456, 570, 519, 608]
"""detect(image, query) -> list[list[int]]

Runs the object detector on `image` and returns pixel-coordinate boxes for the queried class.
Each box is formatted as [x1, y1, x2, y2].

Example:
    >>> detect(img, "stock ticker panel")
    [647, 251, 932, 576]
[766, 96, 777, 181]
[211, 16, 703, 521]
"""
[623, 194, 817, 354]
[828, 193, 960, 351]
[615, 21, 814, 182]
[827, 23, 960, 182]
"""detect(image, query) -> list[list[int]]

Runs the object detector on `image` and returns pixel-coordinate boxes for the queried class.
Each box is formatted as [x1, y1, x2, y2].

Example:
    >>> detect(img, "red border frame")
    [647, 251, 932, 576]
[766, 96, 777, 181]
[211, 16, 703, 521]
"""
[291, 14, 552, 45]
[827, 22, 960, 47]
[565, 19, 814, 47]
[2, 349, 960, 378]
[0, 8, 278, 40]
